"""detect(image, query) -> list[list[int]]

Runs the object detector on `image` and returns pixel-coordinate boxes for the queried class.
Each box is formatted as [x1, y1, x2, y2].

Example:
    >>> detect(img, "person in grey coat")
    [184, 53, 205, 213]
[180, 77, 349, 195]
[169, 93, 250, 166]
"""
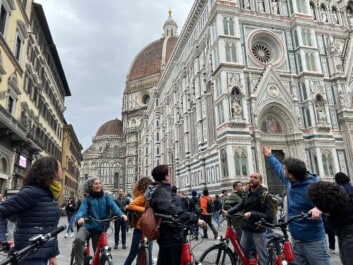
[0, 157, 63, 265]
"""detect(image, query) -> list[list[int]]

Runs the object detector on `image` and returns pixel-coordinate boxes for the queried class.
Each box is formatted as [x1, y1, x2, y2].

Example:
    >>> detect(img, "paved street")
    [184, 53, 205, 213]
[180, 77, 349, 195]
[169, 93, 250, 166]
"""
[55, 217, 342, 264]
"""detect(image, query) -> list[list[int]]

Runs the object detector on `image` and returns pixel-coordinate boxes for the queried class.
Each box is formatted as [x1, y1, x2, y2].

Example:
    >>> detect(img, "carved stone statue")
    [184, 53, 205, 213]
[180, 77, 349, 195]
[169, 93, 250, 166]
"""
[231, 100, 242, 118]
[316, 105, 326, 122]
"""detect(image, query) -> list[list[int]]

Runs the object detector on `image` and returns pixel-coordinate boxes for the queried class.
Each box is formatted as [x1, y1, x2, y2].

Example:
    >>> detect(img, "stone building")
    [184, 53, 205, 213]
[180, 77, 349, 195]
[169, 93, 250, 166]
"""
[0, 1, 73, 192]
[80, 119, 124, 193]
[124, 0, 353, 195]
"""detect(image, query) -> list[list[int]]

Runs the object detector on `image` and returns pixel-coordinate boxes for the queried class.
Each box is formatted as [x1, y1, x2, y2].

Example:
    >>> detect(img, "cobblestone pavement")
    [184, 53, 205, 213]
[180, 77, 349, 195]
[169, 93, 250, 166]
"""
[56, 217, 341, 264]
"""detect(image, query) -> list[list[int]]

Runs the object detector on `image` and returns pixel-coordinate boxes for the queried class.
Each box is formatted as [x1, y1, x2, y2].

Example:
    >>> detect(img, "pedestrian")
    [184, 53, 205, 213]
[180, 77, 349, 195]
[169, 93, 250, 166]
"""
[74, 177, 127, 265]
[334, 172, 353, 197]
[114, 188, 129, 249]
[221, 190, 228, 204]
[124, 177, 154, 265]
[263, 146, 332, 265]
[144, 165, 205, 265]
[65, 197, 77, 238]
[178, 191, 191, 211]
[200, 189, 218, 239]
[0, 156, 62, 265]
[189, 189, 201, 239]
[308, 181, 353, 265]
[223, 172, 273, 264]
[213, 194, 222, 229]
[223, 181, 244, 238]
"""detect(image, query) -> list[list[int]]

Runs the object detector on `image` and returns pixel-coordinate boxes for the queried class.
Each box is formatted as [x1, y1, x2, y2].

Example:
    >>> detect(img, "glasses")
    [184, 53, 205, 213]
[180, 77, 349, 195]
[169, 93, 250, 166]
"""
[249, 175, 259, 179]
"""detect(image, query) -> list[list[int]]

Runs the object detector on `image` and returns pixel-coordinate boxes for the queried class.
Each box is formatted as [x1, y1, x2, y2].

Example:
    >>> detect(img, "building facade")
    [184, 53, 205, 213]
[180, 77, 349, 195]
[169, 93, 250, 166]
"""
[80, 119, 124, 194]
[123, 0, 353, 195]
[0, 1, 73, 193]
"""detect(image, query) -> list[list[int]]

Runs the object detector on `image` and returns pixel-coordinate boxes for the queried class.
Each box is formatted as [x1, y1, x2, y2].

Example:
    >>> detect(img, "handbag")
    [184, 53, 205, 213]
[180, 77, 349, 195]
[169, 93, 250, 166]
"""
[139, 202, 161, 240]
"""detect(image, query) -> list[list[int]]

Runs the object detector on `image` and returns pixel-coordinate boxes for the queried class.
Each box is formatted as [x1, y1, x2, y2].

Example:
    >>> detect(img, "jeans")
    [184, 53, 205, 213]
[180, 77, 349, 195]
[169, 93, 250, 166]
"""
[67, 214, 75, 233]
[124, 228, 153, 265]
[18, 258, 47, 265]
[240, 230, 268, 265]
[292, 239, 332, 265]
[213, 212, 221, 226]
[337, 224, 353, 265]
[114, 219, 127, 246]
[157, 244, 182, 265]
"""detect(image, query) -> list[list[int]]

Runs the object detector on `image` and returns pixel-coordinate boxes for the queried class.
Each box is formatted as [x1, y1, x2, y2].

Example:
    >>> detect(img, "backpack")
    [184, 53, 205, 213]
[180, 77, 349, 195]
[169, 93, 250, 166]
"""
[261, 191, 278, 224]
[206, 198, 215, 214]
[139, 200, 162, 241]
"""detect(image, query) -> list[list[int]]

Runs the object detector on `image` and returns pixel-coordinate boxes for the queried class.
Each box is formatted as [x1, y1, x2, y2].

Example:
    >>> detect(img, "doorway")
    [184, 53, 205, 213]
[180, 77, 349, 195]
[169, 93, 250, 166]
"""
[265, 150, 285, 195]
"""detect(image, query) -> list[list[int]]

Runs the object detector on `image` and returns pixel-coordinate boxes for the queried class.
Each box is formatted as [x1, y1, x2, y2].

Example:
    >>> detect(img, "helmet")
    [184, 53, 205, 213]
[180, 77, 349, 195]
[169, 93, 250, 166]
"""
[84, 177, 100, 194]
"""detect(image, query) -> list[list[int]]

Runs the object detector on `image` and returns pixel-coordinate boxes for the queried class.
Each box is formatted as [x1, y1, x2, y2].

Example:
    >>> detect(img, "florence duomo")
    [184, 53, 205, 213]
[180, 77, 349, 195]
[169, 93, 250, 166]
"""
[80, 0, 353, 196]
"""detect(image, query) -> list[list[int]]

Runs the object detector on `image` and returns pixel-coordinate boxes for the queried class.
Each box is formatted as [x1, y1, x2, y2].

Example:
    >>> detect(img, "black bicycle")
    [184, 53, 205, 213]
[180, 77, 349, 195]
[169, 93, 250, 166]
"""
[0, 225, 66, 265]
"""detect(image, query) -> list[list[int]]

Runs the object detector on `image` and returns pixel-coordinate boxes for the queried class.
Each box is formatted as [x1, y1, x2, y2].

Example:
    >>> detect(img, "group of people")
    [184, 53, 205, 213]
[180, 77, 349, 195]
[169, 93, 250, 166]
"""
[0, 148, 353, 265]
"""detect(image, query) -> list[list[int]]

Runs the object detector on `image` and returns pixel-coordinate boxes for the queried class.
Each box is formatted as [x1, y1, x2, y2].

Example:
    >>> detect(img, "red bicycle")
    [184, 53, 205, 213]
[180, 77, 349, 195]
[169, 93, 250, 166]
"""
[154, 213, 202, 265]
[198, 212, 311, 265]
[70, 216, 118, 265]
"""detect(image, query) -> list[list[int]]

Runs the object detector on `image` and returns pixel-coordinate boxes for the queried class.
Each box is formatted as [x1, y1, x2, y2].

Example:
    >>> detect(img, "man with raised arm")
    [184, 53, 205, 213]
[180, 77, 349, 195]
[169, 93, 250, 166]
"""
[262, 146, 331, 265]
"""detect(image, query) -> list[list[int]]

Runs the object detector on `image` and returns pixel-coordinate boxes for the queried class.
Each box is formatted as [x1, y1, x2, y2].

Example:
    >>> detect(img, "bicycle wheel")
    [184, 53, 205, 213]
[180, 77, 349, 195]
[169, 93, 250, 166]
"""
[136, 246, 149, 265]
[69, 247, 76, 265]
[99, 253, 113, 265]
[199, 244, 236, 265]
[267, 246, 276, 265]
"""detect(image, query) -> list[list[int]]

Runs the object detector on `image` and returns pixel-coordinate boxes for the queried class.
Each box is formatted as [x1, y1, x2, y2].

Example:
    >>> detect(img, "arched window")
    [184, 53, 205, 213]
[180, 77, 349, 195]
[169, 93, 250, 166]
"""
[322, 151, 334, 176]
[234, 149, 248, 176]
[310, 2, 317, 20]
[225, 42, 236, 62]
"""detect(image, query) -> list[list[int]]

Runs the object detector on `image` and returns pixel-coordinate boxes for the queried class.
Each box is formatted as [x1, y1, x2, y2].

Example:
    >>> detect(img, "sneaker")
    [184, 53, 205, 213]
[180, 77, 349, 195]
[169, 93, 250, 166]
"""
[64, 233, 68, 239]
[114, 244, 118, 249]
[214, 232, 218, 240]
[202, 235, 208, 239]
[330, 249, 335, 254]
[69, 233, 74, 238]
[122, 245, 127, 249]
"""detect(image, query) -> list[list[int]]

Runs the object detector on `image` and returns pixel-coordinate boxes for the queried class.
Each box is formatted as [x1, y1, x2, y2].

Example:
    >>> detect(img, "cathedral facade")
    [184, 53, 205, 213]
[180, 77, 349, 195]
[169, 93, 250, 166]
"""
[82, 0, 353, 195]
[124, 0, 353, 195]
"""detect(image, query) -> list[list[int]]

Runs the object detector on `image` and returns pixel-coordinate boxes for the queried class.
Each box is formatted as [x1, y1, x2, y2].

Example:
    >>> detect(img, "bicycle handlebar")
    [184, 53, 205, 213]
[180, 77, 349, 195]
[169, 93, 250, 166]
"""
[84, 216, 120, 222]
[0, 225, 66, 265]
[255, 211, 312, 229]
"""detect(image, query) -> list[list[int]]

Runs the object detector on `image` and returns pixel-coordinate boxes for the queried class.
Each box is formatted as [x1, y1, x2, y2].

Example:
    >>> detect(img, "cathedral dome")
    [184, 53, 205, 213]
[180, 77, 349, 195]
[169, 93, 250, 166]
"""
[95, 119, 123, 137]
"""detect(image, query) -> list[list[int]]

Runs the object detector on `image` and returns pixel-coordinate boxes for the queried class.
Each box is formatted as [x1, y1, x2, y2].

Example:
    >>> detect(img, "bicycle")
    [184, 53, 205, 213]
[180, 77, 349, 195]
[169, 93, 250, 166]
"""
[151, 213, 203, 265]
[136, 233, 150, 265]
[0, 225, 66, 265]
[199, 212, 311, 265]
[256, 212, 312, 265]
[70, 216, 119, 265]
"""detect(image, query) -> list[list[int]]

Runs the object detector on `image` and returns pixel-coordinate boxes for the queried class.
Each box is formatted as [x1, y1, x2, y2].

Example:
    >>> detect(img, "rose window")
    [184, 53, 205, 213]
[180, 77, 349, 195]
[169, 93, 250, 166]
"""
[251, 42, 272, 63]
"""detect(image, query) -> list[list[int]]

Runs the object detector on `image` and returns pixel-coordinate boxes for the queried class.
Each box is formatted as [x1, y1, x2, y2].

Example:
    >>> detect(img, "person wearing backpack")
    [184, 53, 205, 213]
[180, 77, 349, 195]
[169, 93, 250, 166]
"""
[223, 172, 273, 265]
[200, 189, 218, 240]
[145, 165, 205, 265]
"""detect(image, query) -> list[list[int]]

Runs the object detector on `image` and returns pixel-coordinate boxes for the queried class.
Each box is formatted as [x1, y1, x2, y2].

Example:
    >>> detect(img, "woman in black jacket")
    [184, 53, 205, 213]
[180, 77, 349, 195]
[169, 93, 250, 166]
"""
[308, 181, 353, 265]
[0, 157, 62, 265]
[145, 165, 205, 265]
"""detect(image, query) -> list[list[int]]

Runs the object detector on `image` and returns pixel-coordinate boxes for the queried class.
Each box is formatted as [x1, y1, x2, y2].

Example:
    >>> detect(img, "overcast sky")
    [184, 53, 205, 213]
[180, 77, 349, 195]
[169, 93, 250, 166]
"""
[35, 1, 194, 150]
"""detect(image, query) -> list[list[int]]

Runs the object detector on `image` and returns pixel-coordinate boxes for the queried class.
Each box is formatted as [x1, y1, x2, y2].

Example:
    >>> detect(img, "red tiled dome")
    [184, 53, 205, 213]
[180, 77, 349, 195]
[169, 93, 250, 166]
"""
[95, 119, 123, 137]
[126, 36, 178, 85]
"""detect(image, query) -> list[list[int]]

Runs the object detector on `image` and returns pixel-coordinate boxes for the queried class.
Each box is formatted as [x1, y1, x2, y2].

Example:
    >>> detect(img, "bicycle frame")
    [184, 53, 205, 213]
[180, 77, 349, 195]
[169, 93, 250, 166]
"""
[224, 222, 257, 265]
[91, 231, 109, 265]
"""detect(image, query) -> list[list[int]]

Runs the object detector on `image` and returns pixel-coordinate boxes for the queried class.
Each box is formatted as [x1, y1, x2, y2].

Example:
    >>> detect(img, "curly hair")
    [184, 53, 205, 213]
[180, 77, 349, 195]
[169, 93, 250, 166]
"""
[151, 165, 169, 181]
[133, 176, 153, 194]
[307, 181, 349, 214]
[334, 172, 351, 185]
[23, 157, 59, 187]
[283, 157, 307, 181]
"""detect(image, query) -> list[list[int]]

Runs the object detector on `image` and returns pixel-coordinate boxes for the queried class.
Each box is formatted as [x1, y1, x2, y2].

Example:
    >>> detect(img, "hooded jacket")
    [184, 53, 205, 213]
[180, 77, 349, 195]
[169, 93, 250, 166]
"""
[267, 155, 325, 242]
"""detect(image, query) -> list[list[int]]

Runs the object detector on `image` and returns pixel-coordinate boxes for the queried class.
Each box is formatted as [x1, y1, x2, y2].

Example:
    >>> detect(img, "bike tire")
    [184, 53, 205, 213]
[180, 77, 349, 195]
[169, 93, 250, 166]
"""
[267, 246, 276, 265]
[99, 253, 113, 265]
[136, 246, 150, 265]
[199, 244, 236, 265]
[70, 246, 76, 265]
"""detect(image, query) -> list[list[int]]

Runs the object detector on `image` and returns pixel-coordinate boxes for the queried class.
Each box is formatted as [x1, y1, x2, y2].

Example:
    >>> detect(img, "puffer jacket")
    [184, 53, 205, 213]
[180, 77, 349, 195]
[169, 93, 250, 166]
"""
[267, 155, 326, 242]
[75, 192, 125, 233]
[145, 182, 199, 247]
[228, 185, 273, 233]
[0, 185, 60, 261]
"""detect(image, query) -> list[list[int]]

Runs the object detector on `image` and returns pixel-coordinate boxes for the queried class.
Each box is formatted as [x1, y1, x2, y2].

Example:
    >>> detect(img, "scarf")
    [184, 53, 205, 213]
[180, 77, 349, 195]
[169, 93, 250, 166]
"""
[50, 180, 62, 199]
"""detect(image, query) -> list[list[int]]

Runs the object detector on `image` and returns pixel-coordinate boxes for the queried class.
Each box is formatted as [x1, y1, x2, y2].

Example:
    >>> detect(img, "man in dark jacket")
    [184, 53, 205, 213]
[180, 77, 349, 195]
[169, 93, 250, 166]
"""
[114, 188, 129, 249]
[223, 172, 273, 265]
[145, 165, 205, 265]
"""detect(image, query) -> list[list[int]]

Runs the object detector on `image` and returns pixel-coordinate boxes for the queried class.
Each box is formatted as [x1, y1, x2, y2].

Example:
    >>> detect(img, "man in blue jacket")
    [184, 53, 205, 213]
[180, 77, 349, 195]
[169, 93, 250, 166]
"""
[263, 146, 331, 265]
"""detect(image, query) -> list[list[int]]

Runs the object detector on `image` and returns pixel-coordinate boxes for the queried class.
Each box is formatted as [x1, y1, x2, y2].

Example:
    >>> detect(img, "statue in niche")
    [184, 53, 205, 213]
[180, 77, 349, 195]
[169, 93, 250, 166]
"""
[332, 10, 339, 24]
[228, 73, 240, 89]
[262, 116, 281, 133]
[257, 0, 264, 12]
[244, 0, 251, 10]
[272, 0, 279, 15]
[320, 7, 327, 22]
[231, 100, 242, 118]
[316, 105, 326, 122]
